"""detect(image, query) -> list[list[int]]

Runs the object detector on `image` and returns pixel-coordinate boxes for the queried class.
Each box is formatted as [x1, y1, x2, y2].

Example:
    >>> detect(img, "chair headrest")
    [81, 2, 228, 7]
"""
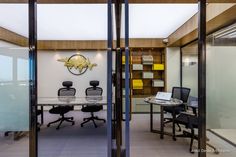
[62, 81, 73, 88]
[90, 80, 99, 87]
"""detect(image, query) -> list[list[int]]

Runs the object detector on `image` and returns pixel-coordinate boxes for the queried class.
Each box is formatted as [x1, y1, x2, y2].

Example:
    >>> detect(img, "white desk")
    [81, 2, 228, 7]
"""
[144, 97, 183, 140]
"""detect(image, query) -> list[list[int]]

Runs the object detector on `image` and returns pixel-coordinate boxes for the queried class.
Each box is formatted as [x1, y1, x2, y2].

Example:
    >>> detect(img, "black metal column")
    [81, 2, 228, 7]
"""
[180, 47, 183, 87]
[29, 0, 38, 157]
[198, 0, 207, 157]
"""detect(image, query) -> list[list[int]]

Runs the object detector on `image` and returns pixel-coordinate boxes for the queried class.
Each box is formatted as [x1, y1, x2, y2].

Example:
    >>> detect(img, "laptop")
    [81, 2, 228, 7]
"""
[155, 92, 172, 101]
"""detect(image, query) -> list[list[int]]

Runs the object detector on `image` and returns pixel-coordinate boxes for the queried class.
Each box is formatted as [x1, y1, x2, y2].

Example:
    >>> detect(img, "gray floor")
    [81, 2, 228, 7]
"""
[130, 114, 236, 157]
[0, 111, 235, 157]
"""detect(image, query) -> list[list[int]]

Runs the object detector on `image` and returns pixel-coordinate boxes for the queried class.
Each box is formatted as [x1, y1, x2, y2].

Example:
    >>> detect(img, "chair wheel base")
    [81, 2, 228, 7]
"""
[214, 150, 220, 154]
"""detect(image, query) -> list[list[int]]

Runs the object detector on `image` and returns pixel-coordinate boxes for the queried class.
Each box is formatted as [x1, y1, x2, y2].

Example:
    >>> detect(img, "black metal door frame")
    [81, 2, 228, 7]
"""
[124, 0, 130, 157]
[29, 0, 38, 157]
[107, 0, 130, 157]
[198, 1, 207, 157]
[114, 1, 123, 156]
[28, 1, 207, 157]
[107, 0, 113, 157]
[180, 1, 207, 157]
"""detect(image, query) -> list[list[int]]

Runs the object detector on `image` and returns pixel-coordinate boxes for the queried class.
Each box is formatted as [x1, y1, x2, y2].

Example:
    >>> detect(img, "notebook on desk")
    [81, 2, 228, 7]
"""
[155, 92, 172, 101]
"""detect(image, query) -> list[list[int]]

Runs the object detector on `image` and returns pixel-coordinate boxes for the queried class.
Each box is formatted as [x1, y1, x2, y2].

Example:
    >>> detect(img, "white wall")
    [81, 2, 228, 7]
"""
[166, 47, 180, 92]
[37, 50, 107, 97]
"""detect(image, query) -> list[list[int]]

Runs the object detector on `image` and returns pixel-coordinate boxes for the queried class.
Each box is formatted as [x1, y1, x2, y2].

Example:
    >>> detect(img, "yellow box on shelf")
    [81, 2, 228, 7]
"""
[122, 56, 133, 65]
[132, 79, 143, 89]
[152, 64, 164, 70]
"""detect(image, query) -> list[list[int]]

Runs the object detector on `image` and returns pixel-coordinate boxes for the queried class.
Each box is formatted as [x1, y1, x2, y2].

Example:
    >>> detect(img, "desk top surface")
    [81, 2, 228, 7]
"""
[38, 96, 108, 106]
[144, 97, 183, 107]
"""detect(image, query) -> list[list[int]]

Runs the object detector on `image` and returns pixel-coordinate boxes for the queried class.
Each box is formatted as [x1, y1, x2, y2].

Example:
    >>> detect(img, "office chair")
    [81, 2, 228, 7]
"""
[81, 80, 106, 128]
[175, 108, 219, 154]
[37, 109, 43, 131]
[47, 81, 76, 130]
[163, 87, 191, 131]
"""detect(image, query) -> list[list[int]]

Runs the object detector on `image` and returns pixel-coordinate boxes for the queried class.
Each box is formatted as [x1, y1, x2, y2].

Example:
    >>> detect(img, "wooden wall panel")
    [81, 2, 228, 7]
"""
[37, 40, 107, 50]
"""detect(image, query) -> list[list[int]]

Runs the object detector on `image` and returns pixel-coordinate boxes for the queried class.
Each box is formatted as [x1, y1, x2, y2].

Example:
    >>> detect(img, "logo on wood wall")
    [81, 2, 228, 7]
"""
[57, 54, 97, 76]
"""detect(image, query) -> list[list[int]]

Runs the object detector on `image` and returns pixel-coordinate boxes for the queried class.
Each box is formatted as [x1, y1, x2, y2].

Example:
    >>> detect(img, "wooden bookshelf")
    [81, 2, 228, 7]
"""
[122, 48, 166, 98]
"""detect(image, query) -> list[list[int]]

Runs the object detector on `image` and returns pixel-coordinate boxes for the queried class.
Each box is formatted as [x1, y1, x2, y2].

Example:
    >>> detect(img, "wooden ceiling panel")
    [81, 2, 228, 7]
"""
[0, 27, 165, 49]
[0, 26, 28, 47]
[168, 3, 236, 46]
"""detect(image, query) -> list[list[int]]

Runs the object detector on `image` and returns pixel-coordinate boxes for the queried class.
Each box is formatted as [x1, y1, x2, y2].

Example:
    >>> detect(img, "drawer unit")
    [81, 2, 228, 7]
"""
[152, 79, 164, 87]
[142, 72, 153, 79]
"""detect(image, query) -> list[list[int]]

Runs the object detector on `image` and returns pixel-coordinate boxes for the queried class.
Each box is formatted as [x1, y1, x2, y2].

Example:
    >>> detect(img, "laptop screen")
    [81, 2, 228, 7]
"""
[155, 92, 172, 101]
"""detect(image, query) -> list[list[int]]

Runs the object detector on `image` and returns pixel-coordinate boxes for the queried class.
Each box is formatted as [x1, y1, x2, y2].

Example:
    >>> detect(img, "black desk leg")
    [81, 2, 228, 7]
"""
[41, 106, 44, 124]
[160, 106, 164, 139]
[172, 107, 176, 141]
[150, 103, 153, 132]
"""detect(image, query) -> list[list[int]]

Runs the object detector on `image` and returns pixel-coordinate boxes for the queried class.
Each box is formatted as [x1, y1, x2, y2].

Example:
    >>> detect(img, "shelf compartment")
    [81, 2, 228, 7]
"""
[132, 64, 143, 70]
[132, 79, 143, 89]
[152, 79, 164, 87]
[142, 55, 153, 65]
[122, 56, 133, 65]
[152, 64, 165, 70]
[142, 72, 154, 79]
[122, 72, 132, 79]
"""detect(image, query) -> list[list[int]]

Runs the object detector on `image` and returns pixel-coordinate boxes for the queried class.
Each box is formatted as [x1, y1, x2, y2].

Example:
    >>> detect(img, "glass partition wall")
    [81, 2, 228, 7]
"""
[181, 22, 236, 156]
[0, 3, 31, 157]
[0, 47, 30, 157]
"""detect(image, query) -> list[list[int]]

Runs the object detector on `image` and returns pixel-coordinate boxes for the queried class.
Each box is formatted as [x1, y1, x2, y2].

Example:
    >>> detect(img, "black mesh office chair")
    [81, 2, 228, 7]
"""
[175, 109, 219, 154]
[163, 87, 191, 131]
[47, 81, 76, 130]
[81, 80, 106, 128]
[37, 109, 43, 131]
